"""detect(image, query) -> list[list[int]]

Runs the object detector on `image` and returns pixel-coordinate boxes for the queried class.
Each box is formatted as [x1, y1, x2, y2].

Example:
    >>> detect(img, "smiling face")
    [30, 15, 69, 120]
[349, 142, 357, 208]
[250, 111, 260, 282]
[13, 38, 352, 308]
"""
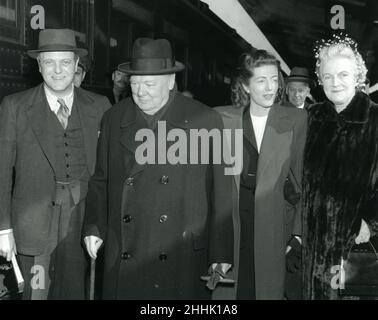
[286, 81, 310, 107]
[320, 56, 357, 111]
[130, 74, 175, 115]
[243, 64, 279, 109]
[38, 51, 78, 96]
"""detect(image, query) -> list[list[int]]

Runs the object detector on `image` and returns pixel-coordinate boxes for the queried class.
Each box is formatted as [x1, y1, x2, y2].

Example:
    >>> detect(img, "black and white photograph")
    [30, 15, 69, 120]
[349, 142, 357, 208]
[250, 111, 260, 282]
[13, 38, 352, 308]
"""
[1, 0, 378, 304]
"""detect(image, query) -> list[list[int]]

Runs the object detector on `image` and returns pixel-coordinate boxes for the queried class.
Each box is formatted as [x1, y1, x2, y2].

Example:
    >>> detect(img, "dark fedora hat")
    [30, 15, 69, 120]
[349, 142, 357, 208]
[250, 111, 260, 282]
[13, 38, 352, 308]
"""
[118, 38, 185, 75]
[286, 67, 315, 87]
[27, 29, 88, 58]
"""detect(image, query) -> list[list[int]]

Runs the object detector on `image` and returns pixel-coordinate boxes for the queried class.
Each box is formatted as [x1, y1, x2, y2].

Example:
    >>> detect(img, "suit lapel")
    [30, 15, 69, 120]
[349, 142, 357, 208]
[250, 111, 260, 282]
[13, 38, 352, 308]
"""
[26, 84, 58, 174]
[75, 88, 99, 174]
[256, 105, 294, 186]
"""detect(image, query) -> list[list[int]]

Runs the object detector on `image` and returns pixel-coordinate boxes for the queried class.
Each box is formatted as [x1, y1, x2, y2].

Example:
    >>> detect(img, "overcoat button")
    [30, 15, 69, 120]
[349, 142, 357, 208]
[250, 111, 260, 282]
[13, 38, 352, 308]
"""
[159, 253, 168, 261]
[160, 175, 169, 184]
[159, 215, 168, 223]
[123, 215, 132, 223]
[122, 252, 131, 260]
[126, 177, 134, 186]
[51, 201, 56, 206]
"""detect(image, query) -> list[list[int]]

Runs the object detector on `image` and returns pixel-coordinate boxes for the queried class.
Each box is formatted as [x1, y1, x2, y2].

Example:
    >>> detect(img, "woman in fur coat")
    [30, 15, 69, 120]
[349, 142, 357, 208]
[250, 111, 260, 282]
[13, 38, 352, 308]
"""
[303, 34, 378, 300]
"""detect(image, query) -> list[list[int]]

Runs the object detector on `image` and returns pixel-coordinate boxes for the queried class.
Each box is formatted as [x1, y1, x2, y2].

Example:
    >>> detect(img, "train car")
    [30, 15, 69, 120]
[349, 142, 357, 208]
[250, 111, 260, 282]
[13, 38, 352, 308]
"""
[0, 0, 249, 106]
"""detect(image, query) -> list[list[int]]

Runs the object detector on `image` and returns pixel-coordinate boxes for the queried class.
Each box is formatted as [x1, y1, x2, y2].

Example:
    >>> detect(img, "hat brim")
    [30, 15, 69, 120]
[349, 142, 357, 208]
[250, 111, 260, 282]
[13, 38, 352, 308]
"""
[118, 61, 185, 75]
[285, 76, 315, 87]
[27, 47, 88, 59]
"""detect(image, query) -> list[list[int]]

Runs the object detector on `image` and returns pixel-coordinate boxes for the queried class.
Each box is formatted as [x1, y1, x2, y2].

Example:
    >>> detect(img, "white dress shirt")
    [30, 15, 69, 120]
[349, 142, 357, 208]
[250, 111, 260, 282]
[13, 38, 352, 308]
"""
[44, 84, 74, 115]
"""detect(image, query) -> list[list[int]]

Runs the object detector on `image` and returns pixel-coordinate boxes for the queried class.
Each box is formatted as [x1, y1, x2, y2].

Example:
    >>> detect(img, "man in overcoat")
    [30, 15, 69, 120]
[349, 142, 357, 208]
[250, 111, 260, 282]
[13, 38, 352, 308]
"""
[83, 38, 234, 299]
[0, 29, 111, 299]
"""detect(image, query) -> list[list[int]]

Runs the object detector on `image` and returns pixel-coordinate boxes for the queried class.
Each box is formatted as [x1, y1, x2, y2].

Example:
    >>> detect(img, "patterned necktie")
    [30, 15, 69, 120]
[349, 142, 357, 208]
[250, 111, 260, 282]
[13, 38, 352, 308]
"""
[57, 98, 70, 129]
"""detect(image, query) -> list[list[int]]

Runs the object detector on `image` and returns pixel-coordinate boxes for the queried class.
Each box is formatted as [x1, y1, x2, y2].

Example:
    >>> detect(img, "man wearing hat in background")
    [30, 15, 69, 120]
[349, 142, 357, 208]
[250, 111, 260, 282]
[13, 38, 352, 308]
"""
[73, 54, 91, 88]
[83, 37, 233, 299]
[0, 29, 111, 299]
[283, 66, 314, 300]
[109, 68, 130, 104]
[284, 66, 315, 110]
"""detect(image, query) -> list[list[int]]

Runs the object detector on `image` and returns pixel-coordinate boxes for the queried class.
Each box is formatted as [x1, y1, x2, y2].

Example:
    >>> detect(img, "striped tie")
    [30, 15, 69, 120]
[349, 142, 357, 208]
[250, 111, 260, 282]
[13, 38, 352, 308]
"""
[57, 98, 70, 129]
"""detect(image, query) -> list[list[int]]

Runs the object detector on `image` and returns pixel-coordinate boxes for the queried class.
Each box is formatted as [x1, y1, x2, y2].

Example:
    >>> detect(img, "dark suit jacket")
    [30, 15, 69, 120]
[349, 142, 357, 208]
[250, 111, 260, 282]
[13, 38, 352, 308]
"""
[213, 104, 307, 300]
[0, 84, 111, 255]
[83, 91, 234, 299]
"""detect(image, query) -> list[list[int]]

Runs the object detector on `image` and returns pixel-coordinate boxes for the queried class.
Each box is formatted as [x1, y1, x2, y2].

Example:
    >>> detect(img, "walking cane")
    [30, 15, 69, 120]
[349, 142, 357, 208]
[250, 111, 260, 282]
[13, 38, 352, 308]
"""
[89, 257, 95, 300]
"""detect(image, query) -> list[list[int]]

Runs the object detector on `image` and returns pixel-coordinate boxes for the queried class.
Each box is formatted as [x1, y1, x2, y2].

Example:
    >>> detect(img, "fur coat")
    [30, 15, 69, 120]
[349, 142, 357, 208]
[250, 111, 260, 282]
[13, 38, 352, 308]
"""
[303, 91, 378, 300]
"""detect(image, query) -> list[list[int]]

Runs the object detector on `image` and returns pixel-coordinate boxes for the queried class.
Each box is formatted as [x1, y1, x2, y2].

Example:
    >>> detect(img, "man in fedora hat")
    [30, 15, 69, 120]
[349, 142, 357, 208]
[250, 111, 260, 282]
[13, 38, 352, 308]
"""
[83, 37, 233, 299]
[0, 28, 111, 299]
[108, 69, 130, 104]
[283, 67, 314, 300]
[73, 54, 91, 88]
[284, 66, 315, 110]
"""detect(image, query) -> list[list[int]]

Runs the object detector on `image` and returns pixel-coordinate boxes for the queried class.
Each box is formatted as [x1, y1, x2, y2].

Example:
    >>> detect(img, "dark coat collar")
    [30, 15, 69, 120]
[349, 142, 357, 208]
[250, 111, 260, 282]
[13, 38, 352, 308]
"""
[310, 91, 370, 124]
[120, 88, 191, 130]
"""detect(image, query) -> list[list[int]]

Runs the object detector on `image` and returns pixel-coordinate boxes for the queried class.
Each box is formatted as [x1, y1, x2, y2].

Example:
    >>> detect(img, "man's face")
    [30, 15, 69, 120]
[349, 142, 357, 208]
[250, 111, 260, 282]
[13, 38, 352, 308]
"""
[38, 51, 78, 96]
[286, 81, 310, 107]
[112, 70, 128, 89]
[130, 74, 175, 115]
[73, 66, 86, 87]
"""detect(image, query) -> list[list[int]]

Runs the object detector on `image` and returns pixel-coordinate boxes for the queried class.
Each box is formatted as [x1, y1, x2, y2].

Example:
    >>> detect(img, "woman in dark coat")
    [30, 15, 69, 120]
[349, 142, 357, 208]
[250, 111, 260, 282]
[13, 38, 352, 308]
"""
[303, 34, 378, 300]
[214, 50, 307, 299]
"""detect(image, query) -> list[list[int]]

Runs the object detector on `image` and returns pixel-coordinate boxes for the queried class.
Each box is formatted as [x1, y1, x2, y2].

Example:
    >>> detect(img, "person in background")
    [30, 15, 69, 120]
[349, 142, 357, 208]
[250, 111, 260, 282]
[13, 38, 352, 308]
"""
[281, 66, 315, 299]
[109, 69, 129, 104]
[303, 34, 378, 299]
[0, 29, 111, 299]
[73, 54, 91, 88]
[284, 67, 315, 110]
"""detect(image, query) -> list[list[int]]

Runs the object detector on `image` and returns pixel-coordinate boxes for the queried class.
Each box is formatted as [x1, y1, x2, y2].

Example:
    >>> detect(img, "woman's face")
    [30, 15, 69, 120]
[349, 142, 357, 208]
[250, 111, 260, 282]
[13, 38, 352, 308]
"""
[243, 64, 279, 108]
[320, 56, 357, 109]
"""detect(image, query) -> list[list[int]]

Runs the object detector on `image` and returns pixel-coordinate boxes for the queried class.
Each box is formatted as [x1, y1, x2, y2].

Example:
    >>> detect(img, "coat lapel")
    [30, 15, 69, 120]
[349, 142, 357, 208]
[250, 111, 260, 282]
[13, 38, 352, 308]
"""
[26, 84, 58, 174]
[256, 105, 294, 190]
[120, 102, 147, 178]
[219, 107, 244, 194]
[75, 87, 100, 175]
[242, 110, 258, 152]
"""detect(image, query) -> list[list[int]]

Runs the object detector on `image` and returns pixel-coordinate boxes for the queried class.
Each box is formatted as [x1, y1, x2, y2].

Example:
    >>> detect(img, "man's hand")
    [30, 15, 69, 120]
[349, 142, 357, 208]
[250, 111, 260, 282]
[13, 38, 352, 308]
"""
[84, 236, 103, 259]
[0, 231, 17, 262]
[355, 219, 370, 244]
[286, 236, 301, 273]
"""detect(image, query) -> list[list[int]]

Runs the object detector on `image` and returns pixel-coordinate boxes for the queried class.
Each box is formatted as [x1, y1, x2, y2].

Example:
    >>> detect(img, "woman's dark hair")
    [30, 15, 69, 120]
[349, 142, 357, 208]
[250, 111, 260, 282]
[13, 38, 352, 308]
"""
[231, 49, 281, 108]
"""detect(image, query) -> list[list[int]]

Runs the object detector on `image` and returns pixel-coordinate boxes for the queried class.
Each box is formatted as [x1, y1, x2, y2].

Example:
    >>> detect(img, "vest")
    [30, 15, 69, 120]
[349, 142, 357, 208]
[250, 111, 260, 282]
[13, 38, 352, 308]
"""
[48, 100, 89, 184]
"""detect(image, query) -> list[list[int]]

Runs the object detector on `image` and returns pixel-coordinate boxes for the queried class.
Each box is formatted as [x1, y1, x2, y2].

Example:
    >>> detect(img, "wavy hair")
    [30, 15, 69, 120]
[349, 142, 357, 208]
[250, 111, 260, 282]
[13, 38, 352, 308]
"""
[315, 43, 367, 91]
[231, 49, 281, 108]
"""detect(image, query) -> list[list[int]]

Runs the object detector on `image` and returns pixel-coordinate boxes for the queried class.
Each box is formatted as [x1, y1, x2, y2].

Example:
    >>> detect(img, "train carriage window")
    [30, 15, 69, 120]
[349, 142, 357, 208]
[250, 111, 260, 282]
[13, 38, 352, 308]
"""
[0, 0, 24, 44]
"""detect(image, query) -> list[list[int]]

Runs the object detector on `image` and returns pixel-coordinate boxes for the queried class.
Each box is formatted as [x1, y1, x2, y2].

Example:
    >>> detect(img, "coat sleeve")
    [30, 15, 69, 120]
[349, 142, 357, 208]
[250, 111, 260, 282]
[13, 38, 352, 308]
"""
[361, 110, 378, 235]
[83, 110, 111, 240]
[207, 112, 234, 265]
[291, 110, 308, 237]
[0, 97, 17, 230]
